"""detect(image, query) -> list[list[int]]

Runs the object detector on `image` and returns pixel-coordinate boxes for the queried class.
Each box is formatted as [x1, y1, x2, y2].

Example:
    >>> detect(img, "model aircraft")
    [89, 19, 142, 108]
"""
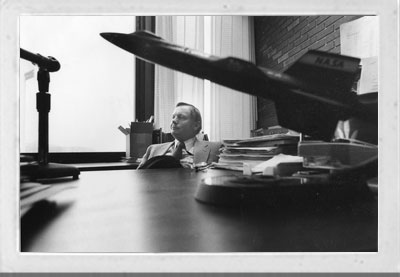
[100, 31, 377, 141]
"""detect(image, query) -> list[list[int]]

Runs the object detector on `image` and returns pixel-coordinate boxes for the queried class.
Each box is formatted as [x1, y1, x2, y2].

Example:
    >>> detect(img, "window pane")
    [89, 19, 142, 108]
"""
[20, 16, 135, 152]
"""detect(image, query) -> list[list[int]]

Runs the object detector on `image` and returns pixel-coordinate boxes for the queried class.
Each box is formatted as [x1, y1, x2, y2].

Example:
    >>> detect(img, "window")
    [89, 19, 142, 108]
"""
[20, 16, 136, 153]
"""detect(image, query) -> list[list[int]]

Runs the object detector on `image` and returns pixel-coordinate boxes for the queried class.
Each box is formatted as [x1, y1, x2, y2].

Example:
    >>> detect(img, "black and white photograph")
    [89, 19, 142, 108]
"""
[0, 0, 399, 273]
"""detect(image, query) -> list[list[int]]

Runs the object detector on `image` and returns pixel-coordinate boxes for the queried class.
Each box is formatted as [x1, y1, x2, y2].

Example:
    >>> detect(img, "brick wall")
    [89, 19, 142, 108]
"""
[254, 15, 362, 128]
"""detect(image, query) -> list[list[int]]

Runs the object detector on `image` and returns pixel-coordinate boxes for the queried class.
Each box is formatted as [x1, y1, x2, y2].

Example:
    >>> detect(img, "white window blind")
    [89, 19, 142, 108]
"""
[154, 15, 256, 141]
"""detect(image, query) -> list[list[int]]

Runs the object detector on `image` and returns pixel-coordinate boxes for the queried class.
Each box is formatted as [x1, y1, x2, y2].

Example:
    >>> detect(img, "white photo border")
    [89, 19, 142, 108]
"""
[0, 0, 399, 273]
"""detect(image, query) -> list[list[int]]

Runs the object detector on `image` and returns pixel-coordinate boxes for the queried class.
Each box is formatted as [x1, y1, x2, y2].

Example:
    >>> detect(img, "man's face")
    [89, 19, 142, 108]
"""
[170, 105, 199, 142]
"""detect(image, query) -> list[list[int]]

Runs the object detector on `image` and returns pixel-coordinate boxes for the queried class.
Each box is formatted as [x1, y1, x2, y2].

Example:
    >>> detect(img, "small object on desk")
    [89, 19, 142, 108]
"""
[20, 162, 80, 181]
[195, 162, 213, 172]
[118, 125, 129, 135]
[210, 162, 243, 172]
[20, 181, 76, 217]
[194, 172, 372, 208]
[242, 163, 252, 175]
[262, 161, 305, 177]
[250, 154, 304, 176]
[146, 115, 154, 123]
[298, 140, 378, 170]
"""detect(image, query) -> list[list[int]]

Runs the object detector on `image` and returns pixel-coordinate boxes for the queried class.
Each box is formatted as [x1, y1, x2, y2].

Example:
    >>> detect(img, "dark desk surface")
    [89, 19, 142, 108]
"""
[73, 162, 138, 171]
[21, 168, 377, 252]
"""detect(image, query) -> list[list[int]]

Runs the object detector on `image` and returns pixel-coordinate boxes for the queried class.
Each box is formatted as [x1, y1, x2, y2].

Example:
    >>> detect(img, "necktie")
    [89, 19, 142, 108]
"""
[172, 141, 185, 160]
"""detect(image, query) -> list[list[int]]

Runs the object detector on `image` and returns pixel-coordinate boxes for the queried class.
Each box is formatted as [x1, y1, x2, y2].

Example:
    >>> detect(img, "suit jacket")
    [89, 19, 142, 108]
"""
[137, 140, 222, 169]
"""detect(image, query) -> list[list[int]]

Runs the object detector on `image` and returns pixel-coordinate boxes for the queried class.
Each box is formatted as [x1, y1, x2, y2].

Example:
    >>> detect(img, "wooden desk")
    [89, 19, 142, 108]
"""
[21, 168, 377, 252]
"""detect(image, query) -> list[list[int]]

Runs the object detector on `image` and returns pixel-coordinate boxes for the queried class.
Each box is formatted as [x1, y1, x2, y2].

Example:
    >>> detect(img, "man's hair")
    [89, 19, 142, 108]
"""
[176, 102, 202, 134]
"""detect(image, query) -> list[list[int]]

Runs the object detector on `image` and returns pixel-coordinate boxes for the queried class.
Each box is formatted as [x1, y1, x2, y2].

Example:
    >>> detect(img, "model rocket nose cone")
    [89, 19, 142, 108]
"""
[100, 32, 122, 43]
[100, 31, 161, 57]
[100, 32, 136, 53]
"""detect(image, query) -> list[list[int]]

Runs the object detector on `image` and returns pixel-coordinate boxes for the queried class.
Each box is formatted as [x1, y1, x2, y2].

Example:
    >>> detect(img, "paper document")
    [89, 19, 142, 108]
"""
[249, 154, 304, 175]
[359, 56, 378, 94]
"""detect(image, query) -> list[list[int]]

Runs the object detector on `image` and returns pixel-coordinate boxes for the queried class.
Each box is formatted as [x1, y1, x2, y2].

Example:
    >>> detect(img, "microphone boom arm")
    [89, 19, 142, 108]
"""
[20, 48, 61, 72]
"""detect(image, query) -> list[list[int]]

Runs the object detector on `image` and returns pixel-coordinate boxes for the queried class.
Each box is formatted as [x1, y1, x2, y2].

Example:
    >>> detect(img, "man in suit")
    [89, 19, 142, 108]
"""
[137, 102, 221, 169]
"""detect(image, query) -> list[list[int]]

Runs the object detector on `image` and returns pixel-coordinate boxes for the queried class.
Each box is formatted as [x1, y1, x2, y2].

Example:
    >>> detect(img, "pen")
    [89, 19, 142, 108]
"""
[118, 125, 129, 135]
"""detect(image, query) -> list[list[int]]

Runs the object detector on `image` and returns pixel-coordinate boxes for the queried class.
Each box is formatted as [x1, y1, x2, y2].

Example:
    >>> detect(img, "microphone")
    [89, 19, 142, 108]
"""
[20, 48, 61, 72]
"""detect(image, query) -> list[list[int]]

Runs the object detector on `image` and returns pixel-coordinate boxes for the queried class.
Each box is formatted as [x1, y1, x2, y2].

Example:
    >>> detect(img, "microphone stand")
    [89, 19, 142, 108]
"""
[20, 49, 80, 181]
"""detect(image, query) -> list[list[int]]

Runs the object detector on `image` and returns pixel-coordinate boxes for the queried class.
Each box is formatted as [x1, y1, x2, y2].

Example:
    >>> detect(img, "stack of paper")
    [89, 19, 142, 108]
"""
[213, 130, 300, 172]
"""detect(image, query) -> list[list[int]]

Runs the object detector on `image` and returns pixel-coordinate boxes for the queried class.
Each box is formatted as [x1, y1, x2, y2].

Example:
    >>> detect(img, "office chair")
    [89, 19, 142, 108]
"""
[160, 132, 209, 143]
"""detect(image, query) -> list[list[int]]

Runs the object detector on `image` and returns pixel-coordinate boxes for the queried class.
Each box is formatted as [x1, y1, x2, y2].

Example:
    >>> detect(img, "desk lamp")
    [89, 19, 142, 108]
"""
[20, 48, 80, 181]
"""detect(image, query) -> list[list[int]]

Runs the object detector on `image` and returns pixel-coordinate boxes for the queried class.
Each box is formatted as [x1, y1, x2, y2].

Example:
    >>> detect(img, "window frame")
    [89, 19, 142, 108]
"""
[20, 16, 156, 164]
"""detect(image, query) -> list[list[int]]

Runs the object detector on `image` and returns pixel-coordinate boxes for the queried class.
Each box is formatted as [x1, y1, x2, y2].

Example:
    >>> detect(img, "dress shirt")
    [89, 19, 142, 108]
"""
[166, 137, 196, 168]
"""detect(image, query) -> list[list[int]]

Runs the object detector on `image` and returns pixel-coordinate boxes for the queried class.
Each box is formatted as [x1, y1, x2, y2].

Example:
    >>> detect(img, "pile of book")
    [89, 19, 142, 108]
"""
[213, 128, 300, 172]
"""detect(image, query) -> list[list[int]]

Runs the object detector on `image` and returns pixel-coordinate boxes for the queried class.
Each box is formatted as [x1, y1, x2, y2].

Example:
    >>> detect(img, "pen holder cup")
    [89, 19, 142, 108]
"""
[126, 122, 153, 160]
